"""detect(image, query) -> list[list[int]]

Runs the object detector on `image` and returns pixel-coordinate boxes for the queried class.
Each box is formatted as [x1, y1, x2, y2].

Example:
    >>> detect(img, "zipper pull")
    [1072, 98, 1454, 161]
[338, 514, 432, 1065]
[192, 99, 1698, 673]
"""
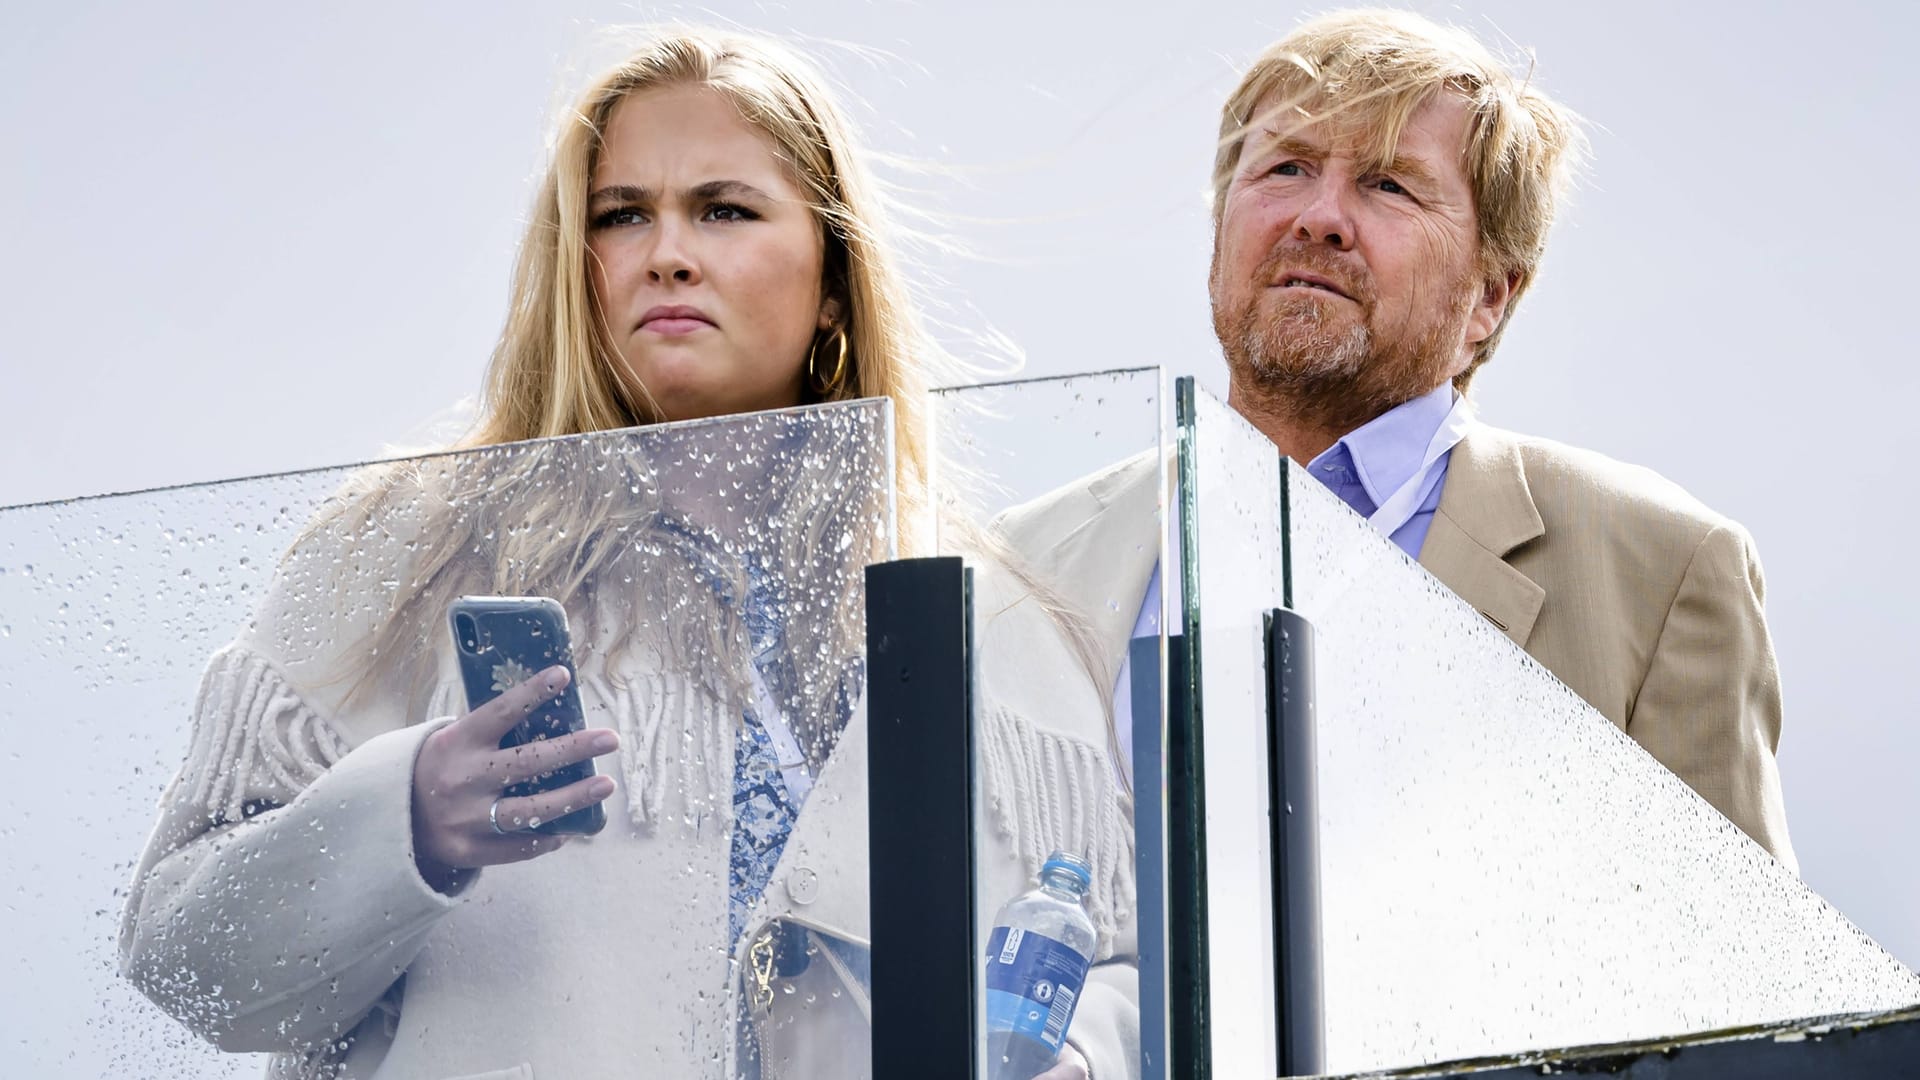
[750, 923, 778, 1012]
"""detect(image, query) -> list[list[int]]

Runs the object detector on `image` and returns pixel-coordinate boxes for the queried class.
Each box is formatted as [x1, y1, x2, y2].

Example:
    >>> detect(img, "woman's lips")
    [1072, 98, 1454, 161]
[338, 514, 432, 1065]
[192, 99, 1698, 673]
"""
[638, 304, 716, 336]
[641, 317, 713, 336]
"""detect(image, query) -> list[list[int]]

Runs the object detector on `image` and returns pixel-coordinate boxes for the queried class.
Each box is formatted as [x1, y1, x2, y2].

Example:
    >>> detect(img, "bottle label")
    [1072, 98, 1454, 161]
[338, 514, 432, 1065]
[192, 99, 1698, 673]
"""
[983, 926, 1089, 1053]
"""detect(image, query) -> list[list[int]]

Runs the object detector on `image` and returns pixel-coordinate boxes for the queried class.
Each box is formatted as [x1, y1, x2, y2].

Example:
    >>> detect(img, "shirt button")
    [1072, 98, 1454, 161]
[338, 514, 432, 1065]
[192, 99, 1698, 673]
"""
[787, 866, 820, 905]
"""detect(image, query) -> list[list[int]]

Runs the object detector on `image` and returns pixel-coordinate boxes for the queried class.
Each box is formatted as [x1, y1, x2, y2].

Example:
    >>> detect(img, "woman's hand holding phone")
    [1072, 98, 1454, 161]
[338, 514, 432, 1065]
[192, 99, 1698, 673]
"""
[411, 665, 619, 889]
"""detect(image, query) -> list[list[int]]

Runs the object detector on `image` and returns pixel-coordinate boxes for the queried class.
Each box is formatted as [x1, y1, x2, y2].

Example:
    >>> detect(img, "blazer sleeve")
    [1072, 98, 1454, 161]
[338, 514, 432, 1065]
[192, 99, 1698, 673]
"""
[116, 643, 467, 1053]
[1628, 523, 1798, 872]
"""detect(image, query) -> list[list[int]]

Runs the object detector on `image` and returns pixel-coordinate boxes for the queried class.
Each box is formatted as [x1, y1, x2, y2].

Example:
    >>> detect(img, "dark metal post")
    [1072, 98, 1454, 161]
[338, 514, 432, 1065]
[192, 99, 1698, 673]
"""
[866, 556, 975, 1080]
[1164, 635, 1211, 1080]
[1266, 609, 1324, 1076]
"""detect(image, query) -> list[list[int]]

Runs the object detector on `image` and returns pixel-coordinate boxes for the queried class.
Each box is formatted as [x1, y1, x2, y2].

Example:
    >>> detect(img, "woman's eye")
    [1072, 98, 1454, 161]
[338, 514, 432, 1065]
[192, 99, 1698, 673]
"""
[1375, 178, 1409, 196]
[1271, 161, 1306, 177]
[703, 202, 758, 222]
[591, 208, 646, 229]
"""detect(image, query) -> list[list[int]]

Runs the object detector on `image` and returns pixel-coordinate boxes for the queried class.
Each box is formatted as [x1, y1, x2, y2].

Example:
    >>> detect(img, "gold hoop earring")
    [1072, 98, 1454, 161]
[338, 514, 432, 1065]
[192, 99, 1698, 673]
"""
[809, 328, 851, 395]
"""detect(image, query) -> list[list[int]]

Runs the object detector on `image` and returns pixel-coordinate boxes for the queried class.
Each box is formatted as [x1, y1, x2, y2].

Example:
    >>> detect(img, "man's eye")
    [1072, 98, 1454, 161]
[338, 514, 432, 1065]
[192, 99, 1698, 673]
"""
[1271, 161, 1306, 177]
[591, 208, 645, 229]
[703, 202, 758, 222]
[1375, 178, 1409, 196]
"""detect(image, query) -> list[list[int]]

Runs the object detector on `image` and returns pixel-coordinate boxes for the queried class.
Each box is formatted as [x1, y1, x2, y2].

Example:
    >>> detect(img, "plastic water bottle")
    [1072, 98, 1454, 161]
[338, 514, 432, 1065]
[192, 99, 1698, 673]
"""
[984, 851, 1098, 1080]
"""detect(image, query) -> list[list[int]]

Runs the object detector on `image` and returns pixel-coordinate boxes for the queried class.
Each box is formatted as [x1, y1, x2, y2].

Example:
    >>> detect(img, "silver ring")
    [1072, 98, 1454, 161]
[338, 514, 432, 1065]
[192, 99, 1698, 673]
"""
[489, 796, 513, 835]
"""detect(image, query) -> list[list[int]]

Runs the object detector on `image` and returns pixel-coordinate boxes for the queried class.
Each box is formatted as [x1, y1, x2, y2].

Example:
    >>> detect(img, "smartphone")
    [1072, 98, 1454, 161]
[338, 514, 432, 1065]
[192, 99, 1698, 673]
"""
[448, 595, 607, 835]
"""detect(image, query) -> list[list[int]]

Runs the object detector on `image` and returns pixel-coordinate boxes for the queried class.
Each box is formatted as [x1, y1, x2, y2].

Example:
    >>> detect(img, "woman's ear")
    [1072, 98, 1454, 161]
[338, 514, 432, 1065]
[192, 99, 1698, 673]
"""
[818, 295, 844, 332]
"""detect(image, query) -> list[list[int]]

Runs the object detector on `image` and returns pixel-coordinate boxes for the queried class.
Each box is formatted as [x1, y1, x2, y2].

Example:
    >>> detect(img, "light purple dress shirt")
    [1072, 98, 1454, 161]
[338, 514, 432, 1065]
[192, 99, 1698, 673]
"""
[1305, 381, 1459, 560]
[1110, 382, 1461, 784]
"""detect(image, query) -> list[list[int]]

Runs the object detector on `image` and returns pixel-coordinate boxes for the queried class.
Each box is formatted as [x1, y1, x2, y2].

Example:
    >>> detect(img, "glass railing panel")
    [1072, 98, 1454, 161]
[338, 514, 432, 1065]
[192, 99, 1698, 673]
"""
[4, 470, 348, 1080]
[1282, 454, 1920, 1074]
[1, 399, 895, 1079]
[1174, 382, 1289, 1077]
[930, 367, 1165, 1080]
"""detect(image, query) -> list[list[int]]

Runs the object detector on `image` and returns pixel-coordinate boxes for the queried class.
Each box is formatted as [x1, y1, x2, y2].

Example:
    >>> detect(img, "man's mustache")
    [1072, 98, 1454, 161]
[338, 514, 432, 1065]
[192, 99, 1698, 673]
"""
[1252, 243, 1374, 306]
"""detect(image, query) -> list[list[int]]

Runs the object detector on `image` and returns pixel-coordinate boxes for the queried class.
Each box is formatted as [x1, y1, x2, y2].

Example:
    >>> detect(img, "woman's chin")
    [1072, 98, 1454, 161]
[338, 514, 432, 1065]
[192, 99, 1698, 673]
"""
[650, 389, 798, 425]
[631, 363, 806, 424]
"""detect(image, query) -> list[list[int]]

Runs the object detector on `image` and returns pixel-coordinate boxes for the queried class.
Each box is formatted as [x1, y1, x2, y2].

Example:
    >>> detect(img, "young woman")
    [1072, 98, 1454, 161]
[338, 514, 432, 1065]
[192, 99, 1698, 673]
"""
[119, 29, 1133, 1080]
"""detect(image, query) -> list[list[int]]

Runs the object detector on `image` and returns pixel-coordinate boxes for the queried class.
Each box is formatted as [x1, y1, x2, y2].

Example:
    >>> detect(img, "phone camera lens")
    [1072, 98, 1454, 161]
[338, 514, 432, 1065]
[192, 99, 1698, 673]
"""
[453, 612, 482, 654]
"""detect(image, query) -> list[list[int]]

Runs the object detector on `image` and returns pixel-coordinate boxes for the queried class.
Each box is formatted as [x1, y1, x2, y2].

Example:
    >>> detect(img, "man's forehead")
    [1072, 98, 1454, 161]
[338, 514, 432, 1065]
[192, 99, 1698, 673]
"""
[1243, 87, 1473, 169]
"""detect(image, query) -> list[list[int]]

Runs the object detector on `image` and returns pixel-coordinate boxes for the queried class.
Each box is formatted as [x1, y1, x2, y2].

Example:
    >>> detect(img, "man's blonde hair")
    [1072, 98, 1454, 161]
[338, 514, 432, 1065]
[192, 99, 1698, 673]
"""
[1211, 10, 1584, 388]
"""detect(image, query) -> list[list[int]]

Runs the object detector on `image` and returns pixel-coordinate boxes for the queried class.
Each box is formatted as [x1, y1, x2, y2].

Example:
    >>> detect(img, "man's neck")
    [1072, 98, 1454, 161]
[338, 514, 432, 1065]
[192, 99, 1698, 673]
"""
[1226, 372, 1354, 464]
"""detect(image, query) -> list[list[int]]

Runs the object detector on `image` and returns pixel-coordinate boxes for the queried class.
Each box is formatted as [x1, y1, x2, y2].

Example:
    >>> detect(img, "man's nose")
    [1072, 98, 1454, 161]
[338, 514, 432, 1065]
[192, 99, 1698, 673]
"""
[1292, 180, 1357, 251]
[645, 220, 701, 284]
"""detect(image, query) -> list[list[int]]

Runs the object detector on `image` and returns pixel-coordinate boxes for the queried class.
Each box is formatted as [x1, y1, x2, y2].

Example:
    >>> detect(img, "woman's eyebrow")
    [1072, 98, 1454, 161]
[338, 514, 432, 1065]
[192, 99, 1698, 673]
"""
[588, 183, 652, 207]
[687, 179, 774, 202]
[588, 180, 776, 207]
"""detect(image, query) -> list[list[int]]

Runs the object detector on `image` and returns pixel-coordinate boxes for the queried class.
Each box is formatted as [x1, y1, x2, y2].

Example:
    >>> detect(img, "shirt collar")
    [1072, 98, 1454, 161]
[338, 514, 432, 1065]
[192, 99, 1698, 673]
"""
[1308, 381, 1457, 510]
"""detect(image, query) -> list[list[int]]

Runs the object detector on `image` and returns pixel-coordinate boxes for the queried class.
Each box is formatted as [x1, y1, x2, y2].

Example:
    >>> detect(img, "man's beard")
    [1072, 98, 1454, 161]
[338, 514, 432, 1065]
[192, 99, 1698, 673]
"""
[1212, 244, 1474, 436]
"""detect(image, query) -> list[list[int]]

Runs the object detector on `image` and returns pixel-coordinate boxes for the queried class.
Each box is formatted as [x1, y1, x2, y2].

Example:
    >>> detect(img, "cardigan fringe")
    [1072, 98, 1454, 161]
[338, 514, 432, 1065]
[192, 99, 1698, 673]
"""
[183, 644, 351, 824]
[978, 706, 1135, 959]
[595, 669, 732, 830]
[180, 647, 1116, 911]
[181, 643, 732, 836]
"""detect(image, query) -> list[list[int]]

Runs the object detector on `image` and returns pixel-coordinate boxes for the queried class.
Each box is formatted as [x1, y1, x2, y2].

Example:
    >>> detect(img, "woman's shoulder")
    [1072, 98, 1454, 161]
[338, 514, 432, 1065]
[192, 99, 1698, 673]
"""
[301, 458, 447, 551]
[238, 460, 454, 717]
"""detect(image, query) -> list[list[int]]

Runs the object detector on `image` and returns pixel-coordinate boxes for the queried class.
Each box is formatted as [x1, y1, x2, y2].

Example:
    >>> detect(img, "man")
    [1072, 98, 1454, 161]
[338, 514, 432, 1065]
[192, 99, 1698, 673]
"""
[1207, 10, 1795, 869]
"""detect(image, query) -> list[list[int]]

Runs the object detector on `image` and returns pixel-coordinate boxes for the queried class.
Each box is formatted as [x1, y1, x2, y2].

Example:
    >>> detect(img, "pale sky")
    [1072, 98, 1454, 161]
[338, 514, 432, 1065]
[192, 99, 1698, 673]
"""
[3, 0, 1916, 1037]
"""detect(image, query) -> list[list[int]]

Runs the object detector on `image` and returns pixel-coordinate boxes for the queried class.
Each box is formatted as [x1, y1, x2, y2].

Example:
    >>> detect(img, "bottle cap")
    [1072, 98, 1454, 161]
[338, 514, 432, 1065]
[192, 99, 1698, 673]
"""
[1041, 851, 1093, 891]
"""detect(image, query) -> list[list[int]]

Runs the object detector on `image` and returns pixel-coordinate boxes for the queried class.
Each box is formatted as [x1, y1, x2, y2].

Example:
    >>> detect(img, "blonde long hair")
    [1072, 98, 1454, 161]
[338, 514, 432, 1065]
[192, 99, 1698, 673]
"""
[314, 30, 939, 751]
[470, 29, 938, 489]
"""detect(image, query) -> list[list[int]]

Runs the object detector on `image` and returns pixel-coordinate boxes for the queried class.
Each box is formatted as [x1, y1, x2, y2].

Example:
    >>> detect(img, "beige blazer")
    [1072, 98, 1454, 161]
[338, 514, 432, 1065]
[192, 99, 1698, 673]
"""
[1420, 422, 1797, 871]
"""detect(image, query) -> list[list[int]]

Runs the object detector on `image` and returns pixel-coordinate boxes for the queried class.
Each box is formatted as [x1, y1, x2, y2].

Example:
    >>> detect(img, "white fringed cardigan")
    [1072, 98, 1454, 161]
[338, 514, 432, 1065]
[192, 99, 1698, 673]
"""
[117, 459, 1156, 1080]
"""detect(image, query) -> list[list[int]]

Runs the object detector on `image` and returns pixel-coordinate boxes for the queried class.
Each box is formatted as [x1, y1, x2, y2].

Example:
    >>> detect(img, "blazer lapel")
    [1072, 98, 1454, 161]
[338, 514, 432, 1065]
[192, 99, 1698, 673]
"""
[1421, 423, 1546, 648]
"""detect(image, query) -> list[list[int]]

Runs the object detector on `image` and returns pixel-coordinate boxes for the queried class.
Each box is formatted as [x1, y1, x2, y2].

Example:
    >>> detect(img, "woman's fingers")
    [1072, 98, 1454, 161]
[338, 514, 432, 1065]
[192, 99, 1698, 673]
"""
[487, 775, 618, 837]
[460, 665, 571, 747]
[487, 726, 620, 787]
[412, 671, 619, 874]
